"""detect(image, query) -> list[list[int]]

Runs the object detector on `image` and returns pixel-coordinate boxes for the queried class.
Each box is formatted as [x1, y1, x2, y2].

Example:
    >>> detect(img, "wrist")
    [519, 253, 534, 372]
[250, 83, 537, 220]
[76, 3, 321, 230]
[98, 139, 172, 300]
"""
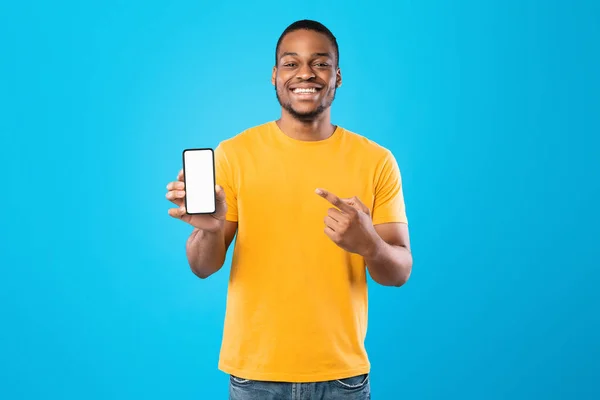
[193, 217, 225, 235]
[361, 233, 384, 259]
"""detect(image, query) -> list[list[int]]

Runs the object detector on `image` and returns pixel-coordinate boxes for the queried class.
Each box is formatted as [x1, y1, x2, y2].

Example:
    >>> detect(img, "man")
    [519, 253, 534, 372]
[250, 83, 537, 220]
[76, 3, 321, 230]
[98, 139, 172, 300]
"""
[166, 20, 412, 400]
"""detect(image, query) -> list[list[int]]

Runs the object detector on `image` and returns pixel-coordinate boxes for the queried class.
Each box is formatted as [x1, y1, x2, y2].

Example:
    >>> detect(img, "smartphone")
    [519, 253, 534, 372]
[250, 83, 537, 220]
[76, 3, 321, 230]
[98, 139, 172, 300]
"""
[182, 148, 216, 214]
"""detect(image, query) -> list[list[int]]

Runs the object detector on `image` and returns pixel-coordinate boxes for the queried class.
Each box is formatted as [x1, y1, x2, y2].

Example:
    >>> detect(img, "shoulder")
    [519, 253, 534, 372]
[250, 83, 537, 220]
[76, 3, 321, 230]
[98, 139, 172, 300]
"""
[216, 121, 272, 151]
[215, 121, 273, 157]
[339, 126, 396, 163]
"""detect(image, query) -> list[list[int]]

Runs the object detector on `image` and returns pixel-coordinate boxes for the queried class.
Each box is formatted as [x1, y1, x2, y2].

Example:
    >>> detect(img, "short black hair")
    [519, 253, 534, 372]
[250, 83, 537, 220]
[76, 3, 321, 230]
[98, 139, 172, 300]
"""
[275, 19, 339, 67]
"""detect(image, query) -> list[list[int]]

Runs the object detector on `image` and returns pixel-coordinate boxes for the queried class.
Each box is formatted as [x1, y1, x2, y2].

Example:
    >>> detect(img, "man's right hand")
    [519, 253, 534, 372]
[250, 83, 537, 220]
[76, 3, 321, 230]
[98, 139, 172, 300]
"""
[166, 169, 228, 233]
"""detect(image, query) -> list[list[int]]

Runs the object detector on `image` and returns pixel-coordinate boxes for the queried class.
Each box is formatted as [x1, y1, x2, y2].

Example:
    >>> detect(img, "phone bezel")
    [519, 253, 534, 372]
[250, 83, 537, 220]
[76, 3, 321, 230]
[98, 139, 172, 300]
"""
[182, 147, 217, 215]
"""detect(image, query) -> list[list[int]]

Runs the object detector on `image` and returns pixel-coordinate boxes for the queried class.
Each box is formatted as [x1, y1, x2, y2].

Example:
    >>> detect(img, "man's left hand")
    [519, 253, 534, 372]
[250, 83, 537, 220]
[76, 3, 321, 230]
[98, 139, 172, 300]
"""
[315, 188, 379, 256]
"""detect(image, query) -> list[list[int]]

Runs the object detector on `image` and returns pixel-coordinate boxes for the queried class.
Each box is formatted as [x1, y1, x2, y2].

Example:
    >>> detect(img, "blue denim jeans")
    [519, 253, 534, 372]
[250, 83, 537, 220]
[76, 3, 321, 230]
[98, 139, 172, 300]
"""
[229, 373, 370, 400]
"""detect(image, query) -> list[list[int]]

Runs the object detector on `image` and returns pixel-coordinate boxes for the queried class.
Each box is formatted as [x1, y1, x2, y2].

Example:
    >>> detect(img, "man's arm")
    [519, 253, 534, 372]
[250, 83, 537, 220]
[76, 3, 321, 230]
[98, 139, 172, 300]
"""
[315, 189, 412, 287]
[363, 222, 412, 287]
[186, 221, 238, 279]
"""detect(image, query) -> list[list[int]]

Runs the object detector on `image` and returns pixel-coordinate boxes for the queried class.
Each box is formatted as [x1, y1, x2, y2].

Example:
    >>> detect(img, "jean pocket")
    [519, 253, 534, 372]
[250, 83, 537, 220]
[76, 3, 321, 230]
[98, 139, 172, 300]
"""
[230, 375, 252, 385]
[334, 373, 369, 389]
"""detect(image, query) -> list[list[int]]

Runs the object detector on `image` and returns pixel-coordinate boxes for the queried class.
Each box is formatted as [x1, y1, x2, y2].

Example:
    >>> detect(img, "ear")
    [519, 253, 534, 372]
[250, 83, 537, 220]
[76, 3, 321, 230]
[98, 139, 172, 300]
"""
[336, 67, 342, 88]
[271, 66, 277, 86]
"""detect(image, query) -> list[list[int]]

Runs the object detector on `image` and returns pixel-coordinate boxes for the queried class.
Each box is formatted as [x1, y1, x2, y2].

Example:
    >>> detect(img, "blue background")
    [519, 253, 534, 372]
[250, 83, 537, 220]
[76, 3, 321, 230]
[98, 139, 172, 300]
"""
[1, 0, 599, 399]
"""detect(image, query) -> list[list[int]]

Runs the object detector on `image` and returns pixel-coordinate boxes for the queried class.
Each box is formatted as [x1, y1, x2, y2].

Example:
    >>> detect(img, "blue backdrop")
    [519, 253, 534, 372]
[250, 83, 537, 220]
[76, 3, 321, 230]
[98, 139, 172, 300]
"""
[1, 1, 598, 399]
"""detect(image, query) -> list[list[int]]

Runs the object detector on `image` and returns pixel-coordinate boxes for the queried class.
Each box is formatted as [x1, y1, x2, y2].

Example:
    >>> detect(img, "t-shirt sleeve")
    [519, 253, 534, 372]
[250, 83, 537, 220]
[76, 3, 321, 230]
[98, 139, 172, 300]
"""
[372, 150, 408, 225]
[214, 143, 238, 222]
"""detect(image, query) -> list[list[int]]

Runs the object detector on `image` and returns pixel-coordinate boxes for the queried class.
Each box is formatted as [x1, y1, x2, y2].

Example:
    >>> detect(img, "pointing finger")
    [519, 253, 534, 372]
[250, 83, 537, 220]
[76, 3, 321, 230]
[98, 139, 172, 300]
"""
[315, 188, 355, 214]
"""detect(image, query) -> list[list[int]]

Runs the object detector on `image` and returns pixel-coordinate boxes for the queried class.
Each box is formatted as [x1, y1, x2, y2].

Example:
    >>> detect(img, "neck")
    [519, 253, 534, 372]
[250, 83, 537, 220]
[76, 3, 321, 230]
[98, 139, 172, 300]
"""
[276, 109, 336, 141]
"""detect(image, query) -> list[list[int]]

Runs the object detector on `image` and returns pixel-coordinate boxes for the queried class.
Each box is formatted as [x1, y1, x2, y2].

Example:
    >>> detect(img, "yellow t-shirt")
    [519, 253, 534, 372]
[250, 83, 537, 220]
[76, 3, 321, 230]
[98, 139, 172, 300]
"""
[213, 121, 408, 383]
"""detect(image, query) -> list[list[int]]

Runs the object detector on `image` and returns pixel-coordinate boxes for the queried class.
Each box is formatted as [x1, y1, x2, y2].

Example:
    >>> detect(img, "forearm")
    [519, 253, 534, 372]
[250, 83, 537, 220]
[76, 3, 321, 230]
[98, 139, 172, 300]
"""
[363, 235, 413, 287]
[186, 227, 227, 279]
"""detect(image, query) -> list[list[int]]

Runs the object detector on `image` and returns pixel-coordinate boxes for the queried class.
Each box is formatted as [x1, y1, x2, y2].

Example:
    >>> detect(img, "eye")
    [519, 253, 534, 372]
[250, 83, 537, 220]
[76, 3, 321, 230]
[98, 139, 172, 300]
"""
[283, 62, 296, 67]
[316, 63, 329, 67]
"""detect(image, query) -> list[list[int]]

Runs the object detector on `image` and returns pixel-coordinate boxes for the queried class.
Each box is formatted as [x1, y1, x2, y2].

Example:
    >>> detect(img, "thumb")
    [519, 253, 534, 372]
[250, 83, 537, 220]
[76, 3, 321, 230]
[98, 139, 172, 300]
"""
[342, 196, 369, 214]
[215, 184, 226, 202]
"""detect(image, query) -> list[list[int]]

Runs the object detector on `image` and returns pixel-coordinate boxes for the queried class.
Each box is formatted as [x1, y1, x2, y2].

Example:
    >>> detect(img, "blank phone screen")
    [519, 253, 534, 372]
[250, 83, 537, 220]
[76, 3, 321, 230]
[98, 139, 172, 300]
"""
[183, 148, 216, 214]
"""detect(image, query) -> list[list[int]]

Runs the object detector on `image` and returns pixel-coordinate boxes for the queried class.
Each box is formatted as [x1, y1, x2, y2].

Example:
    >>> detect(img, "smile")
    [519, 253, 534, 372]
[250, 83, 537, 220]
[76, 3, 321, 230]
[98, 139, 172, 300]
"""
[292, 87, 320, 94]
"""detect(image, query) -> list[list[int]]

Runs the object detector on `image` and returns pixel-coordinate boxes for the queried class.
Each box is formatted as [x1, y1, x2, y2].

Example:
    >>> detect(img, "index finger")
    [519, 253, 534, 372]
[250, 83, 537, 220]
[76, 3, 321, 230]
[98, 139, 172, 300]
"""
[315, 188, 355, 213]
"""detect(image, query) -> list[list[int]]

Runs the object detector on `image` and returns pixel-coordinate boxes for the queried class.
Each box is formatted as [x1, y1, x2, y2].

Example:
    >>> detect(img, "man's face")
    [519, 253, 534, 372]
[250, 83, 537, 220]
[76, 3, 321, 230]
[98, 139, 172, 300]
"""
[272, 29, 342, 121]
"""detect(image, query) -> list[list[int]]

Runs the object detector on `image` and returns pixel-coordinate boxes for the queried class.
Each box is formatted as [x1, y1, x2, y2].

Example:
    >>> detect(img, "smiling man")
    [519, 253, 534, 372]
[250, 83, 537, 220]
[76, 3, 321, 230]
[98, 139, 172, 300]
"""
[166, 19, 412, 400]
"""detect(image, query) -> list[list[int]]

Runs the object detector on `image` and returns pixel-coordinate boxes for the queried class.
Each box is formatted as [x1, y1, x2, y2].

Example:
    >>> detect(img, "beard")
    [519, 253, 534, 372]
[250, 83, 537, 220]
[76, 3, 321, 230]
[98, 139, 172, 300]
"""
[275, 85, 337, 122]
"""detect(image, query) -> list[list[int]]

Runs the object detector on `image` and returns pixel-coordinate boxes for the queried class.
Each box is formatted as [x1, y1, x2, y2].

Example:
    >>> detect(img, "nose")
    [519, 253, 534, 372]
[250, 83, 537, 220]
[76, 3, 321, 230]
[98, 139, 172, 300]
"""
[296, 63, 315, 80]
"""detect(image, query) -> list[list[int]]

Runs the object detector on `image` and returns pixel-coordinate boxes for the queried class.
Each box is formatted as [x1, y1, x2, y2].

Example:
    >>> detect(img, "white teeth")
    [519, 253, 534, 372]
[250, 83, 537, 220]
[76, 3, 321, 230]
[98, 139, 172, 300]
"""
[293, 88, 318, 93]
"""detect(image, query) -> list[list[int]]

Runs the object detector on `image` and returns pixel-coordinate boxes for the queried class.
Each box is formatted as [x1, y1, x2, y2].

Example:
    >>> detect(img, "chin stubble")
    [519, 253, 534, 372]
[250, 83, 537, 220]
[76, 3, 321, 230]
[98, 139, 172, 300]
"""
[275, 85, 337, 121]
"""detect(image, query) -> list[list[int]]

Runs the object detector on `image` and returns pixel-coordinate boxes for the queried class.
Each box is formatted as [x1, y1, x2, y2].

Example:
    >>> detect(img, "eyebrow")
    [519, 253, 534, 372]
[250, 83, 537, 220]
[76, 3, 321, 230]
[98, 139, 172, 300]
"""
[279, 52, 332, 59]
